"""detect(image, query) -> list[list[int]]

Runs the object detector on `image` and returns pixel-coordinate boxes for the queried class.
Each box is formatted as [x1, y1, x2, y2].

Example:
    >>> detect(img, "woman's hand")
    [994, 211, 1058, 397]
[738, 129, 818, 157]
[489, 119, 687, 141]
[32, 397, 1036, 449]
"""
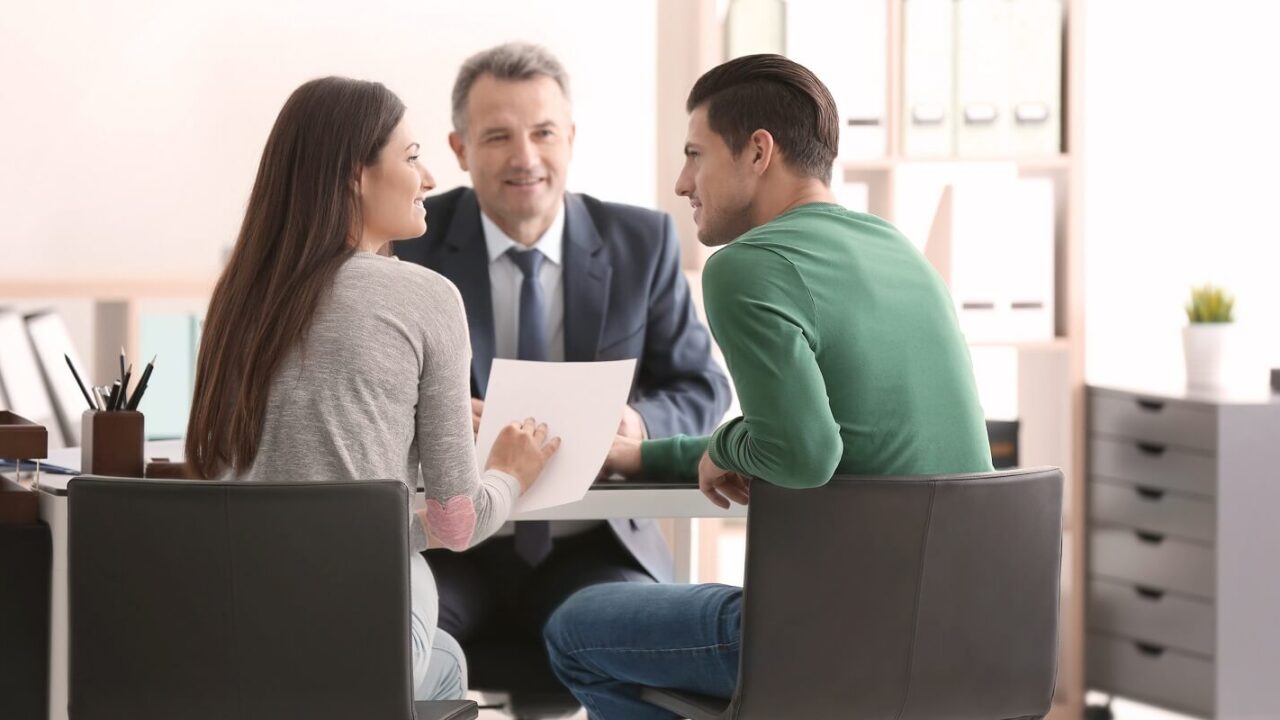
[484, 417, 560, 492]
[698, 451, 750, 509]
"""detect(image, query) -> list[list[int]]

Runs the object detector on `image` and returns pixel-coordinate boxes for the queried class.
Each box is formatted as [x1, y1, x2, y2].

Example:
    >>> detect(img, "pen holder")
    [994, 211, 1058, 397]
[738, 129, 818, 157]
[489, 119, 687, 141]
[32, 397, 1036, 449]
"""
[81, 410, 144, 478]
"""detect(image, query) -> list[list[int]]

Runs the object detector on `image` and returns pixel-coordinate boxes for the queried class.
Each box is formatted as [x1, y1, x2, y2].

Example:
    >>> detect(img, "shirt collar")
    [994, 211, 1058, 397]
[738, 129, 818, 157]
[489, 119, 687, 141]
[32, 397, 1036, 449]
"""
[480, 201, 566, 266]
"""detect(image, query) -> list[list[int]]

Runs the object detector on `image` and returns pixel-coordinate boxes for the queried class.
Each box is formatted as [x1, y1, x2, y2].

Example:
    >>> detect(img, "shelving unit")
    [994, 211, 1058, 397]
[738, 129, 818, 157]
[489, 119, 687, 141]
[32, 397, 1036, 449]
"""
[656, 1, 1086, 717]
[0, 279, 213, 405]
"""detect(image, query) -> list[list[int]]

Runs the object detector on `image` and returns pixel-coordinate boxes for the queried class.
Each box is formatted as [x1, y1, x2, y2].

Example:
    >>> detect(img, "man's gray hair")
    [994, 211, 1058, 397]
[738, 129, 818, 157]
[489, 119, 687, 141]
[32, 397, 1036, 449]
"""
[452, 42, 572, 134]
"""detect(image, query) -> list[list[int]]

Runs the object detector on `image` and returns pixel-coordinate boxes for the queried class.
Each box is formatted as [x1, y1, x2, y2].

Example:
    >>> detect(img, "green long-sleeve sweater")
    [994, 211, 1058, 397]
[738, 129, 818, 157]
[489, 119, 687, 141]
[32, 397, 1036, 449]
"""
[642, 203, 993, 486]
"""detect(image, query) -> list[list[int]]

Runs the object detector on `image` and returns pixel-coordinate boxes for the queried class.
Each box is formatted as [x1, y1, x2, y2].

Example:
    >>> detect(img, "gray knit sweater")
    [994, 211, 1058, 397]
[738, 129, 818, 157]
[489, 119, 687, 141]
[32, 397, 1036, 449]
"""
[236, 251, 519, 552]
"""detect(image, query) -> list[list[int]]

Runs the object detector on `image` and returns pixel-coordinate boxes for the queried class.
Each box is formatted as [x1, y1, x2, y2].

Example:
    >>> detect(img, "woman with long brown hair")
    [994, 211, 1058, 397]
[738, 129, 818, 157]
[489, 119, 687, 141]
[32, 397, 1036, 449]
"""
[186, 76, 559, 700]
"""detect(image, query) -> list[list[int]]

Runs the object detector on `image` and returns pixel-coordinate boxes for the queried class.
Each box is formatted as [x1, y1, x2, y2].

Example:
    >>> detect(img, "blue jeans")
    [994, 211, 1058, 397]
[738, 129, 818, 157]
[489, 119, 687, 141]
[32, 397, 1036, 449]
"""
[544, 583, 742, 720]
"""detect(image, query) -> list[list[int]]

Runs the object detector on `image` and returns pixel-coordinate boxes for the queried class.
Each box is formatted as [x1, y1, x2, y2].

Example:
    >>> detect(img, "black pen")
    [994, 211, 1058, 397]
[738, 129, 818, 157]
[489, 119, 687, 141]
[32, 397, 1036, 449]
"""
[119, 346, 127, 387]
[125, 356, 156, 411]
[119, 364, 132, 410]
[106, 381, 121, 412]
[65, 354, 97, 410]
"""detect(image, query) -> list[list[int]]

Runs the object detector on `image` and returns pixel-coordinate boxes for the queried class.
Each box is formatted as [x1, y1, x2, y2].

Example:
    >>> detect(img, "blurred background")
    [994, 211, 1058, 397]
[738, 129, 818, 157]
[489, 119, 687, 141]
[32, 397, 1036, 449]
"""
[3, 2, 1277, 719]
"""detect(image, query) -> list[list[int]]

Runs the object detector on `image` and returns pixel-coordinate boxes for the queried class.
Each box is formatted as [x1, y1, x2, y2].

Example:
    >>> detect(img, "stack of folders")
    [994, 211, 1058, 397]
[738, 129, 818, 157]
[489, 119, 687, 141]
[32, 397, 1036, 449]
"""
[947, 177, 1056, 343]
[0, 310, 79, 448]
[903, 0, 1064, 158]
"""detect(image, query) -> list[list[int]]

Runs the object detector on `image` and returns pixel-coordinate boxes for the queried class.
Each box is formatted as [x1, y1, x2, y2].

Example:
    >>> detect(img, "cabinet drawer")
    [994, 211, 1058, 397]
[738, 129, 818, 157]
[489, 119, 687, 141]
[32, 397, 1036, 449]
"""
[1090, 527, 1214, 599]
[1088, 577, 1214, 656]
[1089, 481, 1215, 544]
[1089, 391, 1217, 452]
[1087, 632, 1213, 717]
[1088, 437, 1216, 497]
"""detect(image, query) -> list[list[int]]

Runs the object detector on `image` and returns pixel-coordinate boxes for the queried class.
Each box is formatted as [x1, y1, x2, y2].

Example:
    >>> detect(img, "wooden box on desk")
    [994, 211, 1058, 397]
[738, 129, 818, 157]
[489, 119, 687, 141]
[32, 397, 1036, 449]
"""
[1, 411, 47, 525]
[81, 409, 144, 478]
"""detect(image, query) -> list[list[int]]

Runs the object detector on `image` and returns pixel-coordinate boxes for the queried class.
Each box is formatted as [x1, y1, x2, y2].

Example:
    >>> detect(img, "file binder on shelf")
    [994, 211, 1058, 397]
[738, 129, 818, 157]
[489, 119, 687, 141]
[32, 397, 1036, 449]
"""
[1008, 0, 1064, 156]
[0, 311, 65, 447]
[786, 0, 887, 159]
[923, 176, 1056, 344]
[954, 0, 1013, 157]
[25, 312, 90, 447]
[902, 0, 955, 157]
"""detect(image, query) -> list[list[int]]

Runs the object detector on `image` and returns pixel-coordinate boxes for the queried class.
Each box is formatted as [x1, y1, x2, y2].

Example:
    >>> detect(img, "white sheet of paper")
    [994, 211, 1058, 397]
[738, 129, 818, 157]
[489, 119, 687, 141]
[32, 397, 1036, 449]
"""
[475, 359, 637, 513]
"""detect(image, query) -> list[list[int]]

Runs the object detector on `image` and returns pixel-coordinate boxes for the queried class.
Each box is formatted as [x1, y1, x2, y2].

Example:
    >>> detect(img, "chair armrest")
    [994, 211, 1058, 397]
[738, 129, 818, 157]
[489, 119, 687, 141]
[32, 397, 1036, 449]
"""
[413, 699, 479, 720]
[638, 687, 731, 720]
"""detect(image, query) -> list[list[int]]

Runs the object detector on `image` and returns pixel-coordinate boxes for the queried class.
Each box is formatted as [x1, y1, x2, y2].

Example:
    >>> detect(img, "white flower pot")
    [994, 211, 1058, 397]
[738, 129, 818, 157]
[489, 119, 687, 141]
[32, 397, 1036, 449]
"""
[1183, 323, 1235, 392]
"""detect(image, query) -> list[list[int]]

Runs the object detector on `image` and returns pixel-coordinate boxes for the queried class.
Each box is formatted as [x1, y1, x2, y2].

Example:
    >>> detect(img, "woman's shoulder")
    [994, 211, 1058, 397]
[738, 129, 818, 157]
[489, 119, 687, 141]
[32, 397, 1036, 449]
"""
[339, 252, 460, 303]
[329, 253, 467, 344]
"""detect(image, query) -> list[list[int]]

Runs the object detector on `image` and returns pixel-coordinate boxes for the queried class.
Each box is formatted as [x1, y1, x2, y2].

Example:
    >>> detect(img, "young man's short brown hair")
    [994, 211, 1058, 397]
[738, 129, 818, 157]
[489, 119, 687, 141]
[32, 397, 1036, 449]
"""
[686, 53, 839, 184]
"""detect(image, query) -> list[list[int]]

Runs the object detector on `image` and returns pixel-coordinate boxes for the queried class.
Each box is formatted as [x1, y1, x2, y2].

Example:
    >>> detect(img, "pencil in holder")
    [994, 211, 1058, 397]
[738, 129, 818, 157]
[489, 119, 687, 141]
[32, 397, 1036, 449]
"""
[81, 410, 145, 478]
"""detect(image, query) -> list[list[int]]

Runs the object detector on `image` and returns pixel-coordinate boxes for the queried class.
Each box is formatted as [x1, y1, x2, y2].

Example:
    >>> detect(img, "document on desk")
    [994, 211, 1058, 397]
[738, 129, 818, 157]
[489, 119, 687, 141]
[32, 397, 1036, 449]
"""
[476, 359, 637, 513]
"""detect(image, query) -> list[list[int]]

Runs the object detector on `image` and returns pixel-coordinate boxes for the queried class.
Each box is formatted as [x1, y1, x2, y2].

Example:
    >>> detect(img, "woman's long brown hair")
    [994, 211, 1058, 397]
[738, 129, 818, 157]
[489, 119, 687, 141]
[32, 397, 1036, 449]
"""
[186, 77, 405, 478]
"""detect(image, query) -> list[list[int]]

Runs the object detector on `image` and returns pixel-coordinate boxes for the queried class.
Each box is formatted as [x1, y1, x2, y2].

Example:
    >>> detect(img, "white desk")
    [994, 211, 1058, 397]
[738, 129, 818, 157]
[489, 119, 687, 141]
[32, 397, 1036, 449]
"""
[27, 440, 745, 720]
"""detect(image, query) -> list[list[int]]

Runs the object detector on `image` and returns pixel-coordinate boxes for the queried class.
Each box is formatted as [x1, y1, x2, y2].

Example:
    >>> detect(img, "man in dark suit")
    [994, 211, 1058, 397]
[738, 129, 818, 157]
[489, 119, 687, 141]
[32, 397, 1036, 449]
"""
[394, 43, 730, 650]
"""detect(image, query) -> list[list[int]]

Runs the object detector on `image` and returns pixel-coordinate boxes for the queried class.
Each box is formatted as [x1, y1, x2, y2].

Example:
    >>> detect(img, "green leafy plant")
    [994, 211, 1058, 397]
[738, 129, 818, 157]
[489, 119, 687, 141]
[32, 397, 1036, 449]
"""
[1185, 284, 1235, 323]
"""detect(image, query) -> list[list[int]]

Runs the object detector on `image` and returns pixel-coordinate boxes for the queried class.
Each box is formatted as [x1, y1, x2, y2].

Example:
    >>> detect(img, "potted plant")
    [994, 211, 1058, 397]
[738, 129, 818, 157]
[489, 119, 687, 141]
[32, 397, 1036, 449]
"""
[1183, 284, 1236, 391]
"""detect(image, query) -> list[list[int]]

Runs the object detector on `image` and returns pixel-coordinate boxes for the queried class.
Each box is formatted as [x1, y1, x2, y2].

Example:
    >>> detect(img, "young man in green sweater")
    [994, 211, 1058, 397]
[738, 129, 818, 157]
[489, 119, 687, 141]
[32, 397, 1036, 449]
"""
[544, 54, 993, 719]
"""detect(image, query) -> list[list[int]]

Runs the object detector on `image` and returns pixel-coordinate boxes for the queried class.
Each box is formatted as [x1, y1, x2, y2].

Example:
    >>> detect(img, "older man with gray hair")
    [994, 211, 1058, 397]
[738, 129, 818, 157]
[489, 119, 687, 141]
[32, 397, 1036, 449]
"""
[394, 41, 730, 694]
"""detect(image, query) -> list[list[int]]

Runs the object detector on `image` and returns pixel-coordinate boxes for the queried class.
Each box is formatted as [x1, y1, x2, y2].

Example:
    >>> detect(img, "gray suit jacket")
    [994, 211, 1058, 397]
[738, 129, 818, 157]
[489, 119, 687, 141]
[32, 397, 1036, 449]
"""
[394, 187, 730, 581]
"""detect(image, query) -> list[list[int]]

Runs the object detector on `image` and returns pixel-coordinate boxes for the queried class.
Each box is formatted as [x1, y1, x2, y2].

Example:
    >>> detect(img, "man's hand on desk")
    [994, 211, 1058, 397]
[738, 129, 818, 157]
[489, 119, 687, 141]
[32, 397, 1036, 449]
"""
[698, 451, 750, 509]
[617, 405, 647, 440]
[600, 434, 642, 479]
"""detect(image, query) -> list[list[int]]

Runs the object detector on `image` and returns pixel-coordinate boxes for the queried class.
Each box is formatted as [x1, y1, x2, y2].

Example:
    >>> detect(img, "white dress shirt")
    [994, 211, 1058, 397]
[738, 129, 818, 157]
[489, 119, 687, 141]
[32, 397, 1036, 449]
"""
[480, 204, 566, 362]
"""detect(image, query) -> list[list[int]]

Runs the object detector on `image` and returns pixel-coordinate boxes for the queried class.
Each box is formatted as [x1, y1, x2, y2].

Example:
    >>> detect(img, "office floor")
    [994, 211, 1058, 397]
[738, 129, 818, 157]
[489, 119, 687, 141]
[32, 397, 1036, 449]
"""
[473, 522, 1198, 720]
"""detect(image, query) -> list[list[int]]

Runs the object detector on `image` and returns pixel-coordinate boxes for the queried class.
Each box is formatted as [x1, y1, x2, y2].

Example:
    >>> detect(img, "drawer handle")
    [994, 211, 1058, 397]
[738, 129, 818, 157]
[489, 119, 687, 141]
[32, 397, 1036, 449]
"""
[1135, 530, 1165, 545]
[1135, 441, 1167, 457]
[1135, 642, 1166, 658]
[1135, 486, 1166, 501]
[1135, 399, 1166, 412]
[1134, 585, 1166, 601]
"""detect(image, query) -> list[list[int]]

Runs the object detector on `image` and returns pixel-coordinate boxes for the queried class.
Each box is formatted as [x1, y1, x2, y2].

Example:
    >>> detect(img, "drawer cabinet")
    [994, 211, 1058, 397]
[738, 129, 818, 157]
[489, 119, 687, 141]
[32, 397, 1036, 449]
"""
[1086, 385, 1280, 719]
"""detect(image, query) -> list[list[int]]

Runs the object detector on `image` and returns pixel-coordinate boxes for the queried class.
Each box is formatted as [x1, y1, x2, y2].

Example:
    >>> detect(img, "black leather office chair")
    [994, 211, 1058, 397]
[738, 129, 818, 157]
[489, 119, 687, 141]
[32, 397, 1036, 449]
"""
[67, 476, 477, 720]
[640, 466, 1064, 719]
[470, 420, 1026, 719]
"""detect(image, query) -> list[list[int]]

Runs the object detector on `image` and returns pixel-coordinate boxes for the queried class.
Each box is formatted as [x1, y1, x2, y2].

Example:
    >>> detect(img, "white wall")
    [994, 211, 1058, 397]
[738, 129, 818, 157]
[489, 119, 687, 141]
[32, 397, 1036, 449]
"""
[0, 0, 656, 277]
[1084, 2, 1280, 391]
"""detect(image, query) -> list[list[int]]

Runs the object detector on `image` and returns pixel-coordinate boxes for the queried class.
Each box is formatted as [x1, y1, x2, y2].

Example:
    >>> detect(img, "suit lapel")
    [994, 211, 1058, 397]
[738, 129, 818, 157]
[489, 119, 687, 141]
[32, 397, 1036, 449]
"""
[436, 190, 497, 395]
[562, 194, 611, 362]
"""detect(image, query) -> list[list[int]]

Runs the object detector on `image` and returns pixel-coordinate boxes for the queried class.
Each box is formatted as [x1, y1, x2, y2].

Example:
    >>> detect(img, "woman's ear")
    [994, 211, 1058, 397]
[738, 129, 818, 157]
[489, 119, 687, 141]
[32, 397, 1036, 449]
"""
[352, 165, 366, 197]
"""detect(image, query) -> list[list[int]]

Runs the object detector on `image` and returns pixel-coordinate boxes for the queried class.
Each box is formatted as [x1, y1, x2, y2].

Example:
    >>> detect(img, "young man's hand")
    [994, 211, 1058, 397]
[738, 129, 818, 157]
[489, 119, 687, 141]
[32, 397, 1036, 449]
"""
[698, 451, 750, 508]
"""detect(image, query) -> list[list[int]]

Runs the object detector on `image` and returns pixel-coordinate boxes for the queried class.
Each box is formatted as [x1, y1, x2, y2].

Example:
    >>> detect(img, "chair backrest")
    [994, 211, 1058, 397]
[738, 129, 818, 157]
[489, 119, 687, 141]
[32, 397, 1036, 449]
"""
[68, 477, 416, 720]
[731, 467, 1063, 720]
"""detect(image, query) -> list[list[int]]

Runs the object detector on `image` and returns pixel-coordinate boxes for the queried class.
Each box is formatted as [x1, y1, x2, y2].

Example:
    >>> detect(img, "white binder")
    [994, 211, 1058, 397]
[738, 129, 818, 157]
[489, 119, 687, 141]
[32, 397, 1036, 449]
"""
[954, 0, 1013, 158]
[1008, 0, 1063, 157]
[902, 0, 955, 157]
[25, 311, 90, 447]
[0, 310, 67, 446]
[786, 0, 887, 160]
[948, 177, 1055, 342]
